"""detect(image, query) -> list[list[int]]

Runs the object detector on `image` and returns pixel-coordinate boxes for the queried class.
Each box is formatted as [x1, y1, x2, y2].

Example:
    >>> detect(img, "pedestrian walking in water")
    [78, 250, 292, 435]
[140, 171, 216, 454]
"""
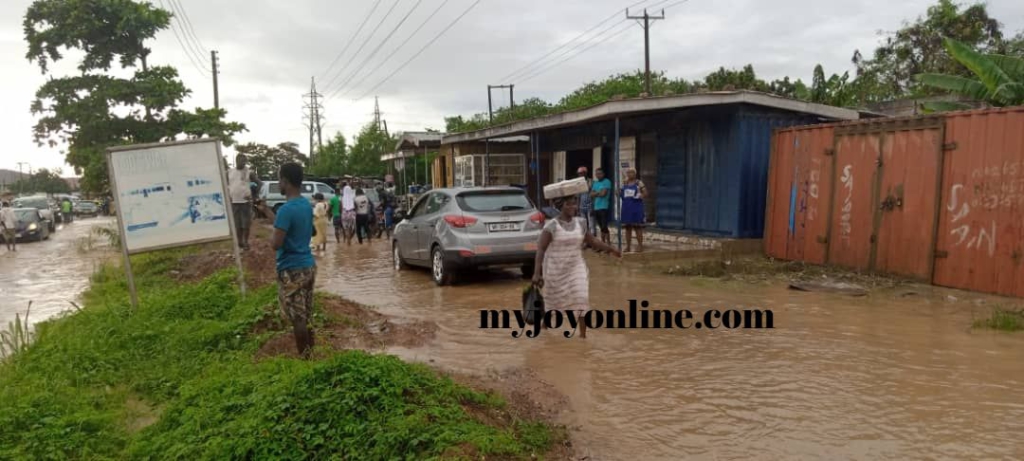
[329, 185, 343, 243]
[619, 168, 647, 253]
[341, 182, 356, 245]
[1, 202, 16, 252]
[312, 193, 329, 252]
[532, 195, 621, 338]
[354, 188, 372, 244]
[256, 162, 317, 358]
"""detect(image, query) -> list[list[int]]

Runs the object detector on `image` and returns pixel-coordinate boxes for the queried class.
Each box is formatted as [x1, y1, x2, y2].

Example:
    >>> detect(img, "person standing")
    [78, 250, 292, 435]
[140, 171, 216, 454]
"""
[341, 182, 356, 245]
[575, 166, 594, 237]
[590, 168, 613, 244]
[61, 198, 73, 224]
[312, 193, 329, 252]
[619, 168, 647, 253]
[227, 153, 261, 250]
[532, 195, 621, 338]
[354, 188, 372, 244]
[1, 202, 16, 252]
[329, 186, 343, 243]
[256, 163, 316, 358]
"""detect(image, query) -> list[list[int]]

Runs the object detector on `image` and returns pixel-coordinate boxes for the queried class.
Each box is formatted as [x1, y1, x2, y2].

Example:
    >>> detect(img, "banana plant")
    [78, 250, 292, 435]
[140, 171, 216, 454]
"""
[916, 37, 1024, 111]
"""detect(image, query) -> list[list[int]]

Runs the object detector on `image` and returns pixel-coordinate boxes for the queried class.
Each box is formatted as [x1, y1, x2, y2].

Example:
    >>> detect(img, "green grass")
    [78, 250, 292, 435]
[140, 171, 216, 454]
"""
[0, 247, 557, 460]
[973, 307, 1024, 331]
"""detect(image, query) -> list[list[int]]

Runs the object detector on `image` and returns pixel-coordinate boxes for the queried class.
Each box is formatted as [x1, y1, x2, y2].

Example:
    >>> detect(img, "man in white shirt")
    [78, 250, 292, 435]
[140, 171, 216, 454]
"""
[1, 201, 16, 252]
[227, 154, 262, 250]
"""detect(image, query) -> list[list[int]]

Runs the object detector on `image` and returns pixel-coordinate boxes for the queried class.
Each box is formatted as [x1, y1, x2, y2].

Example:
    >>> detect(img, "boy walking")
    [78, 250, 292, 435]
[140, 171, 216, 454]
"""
[257, 163, 316, 357]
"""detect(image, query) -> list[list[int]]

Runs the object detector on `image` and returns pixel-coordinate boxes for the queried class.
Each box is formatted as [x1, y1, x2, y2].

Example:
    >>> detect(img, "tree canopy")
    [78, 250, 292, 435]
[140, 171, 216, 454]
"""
[235, 142, 308, 179]
[9, 168, 71, 195]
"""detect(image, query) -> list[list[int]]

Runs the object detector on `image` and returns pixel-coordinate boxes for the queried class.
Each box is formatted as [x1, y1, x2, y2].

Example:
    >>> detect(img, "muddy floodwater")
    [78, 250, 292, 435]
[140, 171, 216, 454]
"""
[314, 239, 1024, 460]
[0, 218, 114, 327]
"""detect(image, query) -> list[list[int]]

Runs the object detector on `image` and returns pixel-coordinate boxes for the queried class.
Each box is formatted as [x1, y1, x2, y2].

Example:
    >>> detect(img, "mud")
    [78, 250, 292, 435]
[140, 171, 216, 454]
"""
[172, 238, 277, 288]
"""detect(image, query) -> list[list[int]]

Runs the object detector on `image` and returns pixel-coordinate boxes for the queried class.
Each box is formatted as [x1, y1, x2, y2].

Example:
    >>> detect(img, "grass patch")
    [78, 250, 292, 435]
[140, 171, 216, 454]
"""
[0, 246, 558, 459]
[662, 256, 906, 289]
[973, 307, 1024, 331]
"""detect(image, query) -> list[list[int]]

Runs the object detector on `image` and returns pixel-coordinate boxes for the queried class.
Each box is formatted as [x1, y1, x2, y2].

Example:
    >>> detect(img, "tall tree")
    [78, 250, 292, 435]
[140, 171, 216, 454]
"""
[24, 0, 246, 194]
[307, 133, 347, 177]
[11, 168, 70, 195]
[235, 142, 308, 179]
[346, 123, 392, 177]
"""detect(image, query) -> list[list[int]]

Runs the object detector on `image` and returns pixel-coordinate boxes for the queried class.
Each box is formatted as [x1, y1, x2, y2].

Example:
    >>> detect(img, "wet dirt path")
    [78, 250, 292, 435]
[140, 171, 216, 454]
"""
[313, 238, 1024, 460]
[0, 217, 115, 327]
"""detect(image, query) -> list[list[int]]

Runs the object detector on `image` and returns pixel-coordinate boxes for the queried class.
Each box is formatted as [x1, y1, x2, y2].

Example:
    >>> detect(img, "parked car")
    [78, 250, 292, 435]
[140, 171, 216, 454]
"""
[259, 181, 336, 213]
[391, 187, 545, 286]
[5, 208, 51, 242]
[12, 196, 57, 232]
[75, 200, 99, 217]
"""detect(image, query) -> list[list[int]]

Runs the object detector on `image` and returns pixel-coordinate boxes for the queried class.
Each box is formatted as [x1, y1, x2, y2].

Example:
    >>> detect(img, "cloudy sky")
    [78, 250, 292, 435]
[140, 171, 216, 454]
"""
[2, 0, 1023, 175]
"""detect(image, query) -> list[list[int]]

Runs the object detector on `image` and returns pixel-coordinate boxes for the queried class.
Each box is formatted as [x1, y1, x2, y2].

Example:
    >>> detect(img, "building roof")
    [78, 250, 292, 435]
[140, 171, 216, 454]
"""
[441, 91, 862, 145]
[394, 131, 444, 151]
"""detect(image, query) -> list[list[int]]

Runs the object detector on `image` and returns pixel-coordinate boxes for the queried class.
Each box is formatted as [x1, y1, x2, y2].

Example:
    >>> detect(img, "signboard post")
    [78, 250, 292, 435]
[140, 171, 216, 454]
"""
[106, 138, 246, 310]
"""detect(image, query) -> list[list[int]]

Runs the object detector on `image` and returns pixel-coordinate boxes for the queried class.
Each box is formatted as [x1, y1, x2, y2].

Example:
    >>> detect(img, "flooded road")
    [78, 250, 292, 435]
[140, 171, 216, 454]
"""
[0, 217, 114, 327]
[315, 239, 1024, 460]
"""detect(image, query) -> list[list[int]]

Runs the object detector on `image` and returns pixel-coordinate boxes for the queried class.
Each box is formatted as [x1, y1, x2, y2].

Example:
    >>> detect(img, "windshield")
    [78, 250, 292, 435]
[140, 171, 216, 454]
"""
[268, 183, 280, 194]
[15, 198, 48, 210]
[456, 191, 533, 212]
[364, 190, 379, 204]
[14, 210, 39, 222]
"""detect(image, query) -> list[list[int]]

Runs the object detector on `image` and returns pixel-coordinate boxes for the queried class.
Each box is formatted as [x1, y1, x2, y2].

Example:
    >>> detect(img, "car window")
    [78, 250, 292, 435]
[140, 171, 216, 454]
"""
[456, 191, 532, 212]
[302, 184, 315, 194]
[408, 195, 430, 218]
[268, 183, 280, 194]
[317, 184, 333, 195]
[425, 193, 448, 215]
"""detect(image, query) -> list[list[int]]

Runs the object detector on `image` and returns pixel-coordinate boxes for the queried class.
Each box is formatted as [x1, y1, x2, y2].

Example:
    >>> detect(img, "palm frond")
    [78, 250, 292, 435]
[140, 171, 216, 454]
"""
[920, 101, 974, 113]
[943, 38, 1013, 94]
[915, 73, 990, 100]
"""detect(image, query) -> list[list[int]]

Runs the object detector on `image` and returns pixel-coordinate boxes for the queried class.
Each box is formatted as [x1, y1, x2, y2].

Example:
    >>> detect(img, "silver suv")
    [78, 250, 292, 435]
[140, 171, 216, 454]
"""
[259, 181, 336, 212]
[392, 187, 544, 286]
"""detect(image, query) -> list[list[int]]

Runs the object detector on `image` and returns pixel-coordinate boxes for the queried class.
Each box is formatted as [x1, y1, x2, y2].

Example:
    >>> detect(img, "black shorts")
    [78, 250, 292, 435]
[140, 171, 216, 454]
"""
[592, 209, 610, 232]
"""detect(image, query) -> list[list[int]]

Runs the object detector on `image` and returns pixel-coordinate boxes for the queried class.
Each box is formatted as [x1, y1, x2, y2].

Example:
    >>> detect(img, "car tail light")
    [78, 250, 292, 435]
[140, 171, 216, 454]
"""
[443, 214, 477, 228]
[529, 212, 545, 224]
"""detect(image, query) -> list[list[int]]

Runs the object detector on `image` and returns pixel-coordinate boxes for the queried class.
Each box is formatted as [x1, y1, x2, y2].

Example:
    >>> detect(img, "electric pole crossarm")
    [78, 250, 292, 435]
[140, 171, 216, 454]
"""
[625, 8, 665, 95]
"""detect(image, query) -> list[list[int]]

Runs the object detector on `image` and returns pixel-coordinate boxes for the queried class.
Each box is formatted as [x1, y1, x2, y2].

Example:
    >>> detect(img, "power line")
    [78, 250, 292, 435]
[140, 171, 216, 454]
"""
[164, 0, 209, 70]
[498, 0, 653, 83]
[516, 18, 630, 83]
[337, 0, 454, 99]
[329, 0, 426, 101]
[159, 0, 208, 75]
[318, 0, 384, 85]
[170, 0, 209, 55]
[321, 0, 404, 98]
[355, 0, 485, 101]
[519, 22, 637, 84]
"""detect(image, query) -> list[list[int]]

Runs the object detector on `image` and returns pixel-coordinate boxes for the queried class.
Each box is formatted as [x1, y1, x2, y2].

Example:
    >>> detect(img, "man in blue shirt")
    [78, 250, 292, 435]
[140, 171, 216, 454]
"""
[256, 162, 316, 357]
[590, 168, 613, 244]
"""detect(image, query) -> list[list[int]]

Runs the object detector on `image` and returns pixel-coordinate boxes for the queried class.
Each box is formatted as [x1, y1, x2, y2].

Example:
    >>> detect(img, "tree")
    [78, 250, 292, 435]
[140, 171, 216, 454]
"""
[235, 142, 308, 179]
[700, 64, 771, 92]
[559, 70, 693, 109]
[852, 0, 1009, 101]
[346, 123, 393, 177]
[916, 37, 1024, 110]
[308, 133, 347, 177]
[24, 0, 246, 195]
[11, 168, 70, 195]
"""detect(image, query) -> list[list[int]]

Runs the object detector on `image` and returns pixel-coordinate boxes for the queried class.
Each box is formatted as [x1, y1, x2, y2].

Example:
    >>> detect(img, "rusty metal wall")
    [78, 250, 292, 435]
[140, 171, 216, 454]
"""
[766, 107, 1024, 297]
[764, 125, 835, 264]
[933, 108, 1024, 297]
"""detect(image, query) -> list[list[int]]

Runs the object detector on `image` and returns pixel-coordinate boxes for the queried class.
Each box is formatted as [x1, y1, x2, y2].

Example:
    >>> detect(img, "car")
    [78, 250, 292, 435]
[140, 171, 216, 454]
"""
[259, 181, 337, 213]
[391, 187, 545, 286]
[74, 200, 99, 217]
[4, 208, 51, 242]
[12, 196, 57, 232]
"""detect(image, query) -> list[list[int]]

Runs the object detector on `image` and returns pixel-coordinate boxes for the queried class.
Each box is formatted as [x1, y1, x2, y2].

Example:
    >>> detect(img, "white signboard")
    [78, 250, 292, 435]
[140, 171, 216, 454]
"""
[108, 139, 233, 254]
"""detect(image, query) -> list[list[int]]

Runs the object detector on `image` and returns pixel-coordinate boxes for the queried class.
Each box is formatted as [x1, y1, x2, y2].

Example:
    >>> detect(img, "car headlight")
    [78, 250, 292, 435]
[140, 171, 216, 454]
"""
[28, 223, 38, 231]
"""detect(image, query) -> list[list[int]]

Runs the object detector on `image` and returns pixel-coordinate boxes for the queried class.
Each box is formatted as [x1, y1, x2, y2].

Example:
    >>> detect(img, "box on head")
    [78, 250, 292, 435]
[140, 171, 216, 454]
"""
[543, 177, 589, 200]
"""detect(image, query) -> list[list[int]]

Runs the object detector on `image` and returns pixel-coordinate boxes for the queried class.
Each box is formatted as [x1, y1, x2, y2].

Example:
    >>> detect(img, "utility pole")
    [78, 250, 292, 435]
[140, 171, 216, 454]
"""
[303, 77, 325, 167]
[626, 8, 665, 95]
[211, 50, 220, 109]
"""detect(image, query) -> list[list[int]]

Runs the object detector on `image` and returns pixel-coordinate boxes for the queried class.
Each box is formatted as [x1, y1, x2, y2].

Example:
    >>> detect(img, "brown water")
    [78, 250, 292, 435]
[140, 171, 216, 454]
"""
[0, 218, 115, 328]
[314, 240, 1024, 460]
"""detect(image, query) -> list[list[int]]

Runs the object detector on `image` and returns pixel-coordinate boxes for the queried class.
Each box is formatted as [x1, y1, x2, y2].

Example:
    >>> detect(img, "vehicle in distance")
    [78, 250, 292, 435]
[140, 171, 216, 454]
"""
[12, 196, 57, 232]
[391, 187, 544, 286]
[3, 208, 52, 242]
[74, 200, 99, 217]
[259, 181, 336, 213]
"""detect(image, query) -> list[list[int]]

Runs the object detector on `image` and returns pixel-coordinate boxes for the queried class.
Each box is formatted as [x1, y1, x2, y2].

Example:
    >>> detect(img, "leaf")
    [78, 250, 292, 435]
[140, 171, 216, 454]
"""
[987, 54, 1024, 81]
[942, 37, 1013, 95]
[915, 73, 990, 100]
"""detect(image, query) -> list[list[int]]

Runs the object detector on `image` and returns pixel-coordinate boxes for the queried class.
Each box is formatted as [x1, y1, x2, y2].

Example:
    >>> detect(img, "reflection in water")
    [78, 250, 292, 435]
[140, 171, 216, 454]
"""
[315, 239, 1024, 460]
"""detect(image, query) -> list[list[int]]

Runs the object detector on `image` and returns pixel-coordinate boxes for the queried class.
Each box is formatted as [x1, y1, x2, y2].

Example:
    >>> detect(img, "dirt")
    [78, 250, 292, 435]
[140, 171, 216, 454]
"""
[171, 223, 283, 289]
[661, 256, 911, 290]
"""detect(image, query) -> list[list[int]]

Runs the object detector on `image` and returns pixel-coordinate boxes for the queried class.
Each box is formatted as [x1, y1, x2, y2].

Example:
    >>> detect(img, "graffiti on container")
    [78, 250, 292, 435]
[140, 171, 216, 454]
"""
[968, 161, 1024, 210]
[839, 164, 853, 244]
[800, 158, 822, 223]
[947, 183, 997, 257]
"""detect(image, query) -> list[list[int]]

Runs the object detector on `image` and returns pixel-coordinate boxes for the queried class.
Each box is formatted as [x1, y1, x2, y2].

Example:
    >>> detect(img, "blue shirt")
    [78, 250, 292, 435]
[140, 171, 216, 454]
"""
[592, 178, 612, 210]
[274, 196, 315, 272]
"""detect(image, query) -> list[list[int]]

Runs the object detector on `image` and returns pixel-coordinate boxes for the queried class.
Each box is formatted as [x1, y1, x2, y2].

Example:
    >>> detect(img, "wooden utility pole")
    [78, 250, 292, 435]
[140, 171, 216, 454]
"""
[211, 50, 220, 109]
[626, 8, 665, 95]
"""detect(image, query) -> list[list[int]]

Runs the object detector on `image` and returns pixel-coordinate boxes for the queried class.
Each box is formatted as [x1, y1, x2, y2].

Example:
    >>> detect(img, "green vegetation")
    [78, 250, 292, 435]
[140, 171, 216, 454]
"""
[917, 38, 1024, 110]
[0, 303, 33, 360]
[0, 248, 557, 459]
[973, 307, 1024, 331]
[8, 168, 71, 195]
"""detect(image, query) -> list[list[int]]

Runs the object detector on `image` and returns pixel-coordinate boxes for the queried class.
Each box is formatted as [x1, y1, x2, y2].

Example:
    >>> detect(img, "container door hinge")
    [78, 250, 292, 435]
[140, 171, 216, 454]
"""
[943, 142, 958, 151]
[816, 235, 828, 244]
[870, 234, 877, 243]
[935, 250, 949, 258]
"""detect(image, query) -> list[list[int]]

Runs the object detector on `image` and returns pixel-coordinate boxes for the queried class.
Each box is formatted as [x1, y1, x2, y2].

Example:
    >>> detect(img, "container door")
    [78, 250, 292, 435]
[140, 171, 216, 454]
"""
[827, 132, 880, 271]
[873, 127, 944, 280]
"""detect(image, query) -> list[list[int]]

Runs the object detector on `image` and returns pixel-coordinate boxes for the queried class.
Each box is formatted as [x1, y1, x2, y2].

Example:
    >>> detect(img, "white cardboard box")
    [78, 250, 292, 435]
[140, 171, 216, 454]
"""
[543, 177, 589, 199]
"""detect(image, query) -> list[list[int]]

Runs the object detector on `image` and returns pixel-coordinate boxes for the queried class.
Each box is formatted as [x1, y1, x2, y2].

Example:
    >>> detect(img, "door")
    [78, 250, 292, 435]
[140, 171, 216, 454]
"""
[553, 151, 566, 182]
[827, 132, 880, 271]
[873, 128, 943, 280]
[416, 193, 448, 259]
[400, 195, 431, 262]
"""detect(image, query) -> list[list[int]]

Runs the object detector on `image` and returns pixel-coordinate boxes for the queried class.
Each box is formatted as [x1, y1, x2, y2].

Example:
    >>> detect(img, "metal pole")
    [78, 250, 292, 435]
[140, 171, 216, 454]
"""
[614, 117, 622, 252]
[644, 10, 651, 95]
[216, 141, 247, 298]
[211, 51, 220, 109]
[509, 85, 515, 122]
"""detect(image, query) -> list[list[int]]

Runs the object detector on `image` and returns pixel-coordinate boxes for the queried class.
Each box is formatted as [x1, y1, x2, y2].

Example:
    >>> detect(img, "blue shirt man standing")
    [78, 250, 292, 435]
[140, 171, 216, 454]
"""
[256, 162, 316, 358]
[590, 168, 613, 244]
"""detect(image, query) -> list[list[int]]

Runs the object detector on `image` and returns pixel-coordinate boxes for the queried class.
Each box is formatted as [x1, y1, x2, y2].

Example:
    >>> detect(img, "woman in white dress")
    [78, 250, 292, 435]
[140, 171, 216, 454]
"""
[532, 195, 621, 338]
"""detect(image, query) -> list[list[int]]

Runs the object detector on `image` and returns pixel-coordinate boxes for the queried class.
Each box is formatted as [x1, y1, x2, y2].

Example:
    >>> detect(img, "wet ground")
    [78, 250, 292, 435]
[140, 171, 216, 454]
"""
[312, 237, 1024, 461]
[0, 217, 115, 327]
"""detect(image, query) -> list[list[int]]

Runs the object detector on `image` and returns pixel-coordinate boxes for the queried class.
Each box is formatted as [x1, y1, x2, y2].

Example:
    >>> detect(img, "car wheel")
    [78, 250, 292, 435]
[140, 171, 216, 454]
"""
[521, 264, 535, 279]
[393, 243, 409, 271]
[431, 245, 455, 286]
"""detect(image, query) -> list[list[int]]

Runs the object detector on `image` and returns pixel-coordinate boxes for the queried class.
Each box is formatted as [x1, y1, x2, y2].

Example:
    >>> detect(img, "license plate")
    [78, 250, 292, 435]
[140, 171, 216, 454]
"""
[487, 222, 519, 232]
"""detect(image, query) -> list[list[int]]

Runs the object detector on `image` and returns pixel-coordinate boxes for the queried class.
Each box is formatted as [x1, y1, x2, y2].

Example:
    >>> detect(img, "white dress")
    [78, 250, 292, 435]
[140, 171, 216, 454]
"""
[541, 217, 590, 313]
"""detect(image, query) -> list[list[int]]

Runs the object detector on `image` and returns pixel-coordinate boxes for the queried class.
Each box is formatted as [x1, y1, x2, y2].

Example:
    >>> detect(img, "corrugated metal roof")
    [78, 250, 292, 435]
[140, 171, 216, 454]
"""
[394, 131, 444, 150]
[441, 91, 861, 144]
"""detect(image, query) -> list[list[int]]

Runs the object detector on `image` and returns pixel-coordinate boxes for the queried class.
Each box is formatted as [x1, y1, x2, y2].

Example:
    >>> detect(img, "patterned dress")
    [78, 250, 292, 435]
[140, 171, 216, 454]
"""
[541, 217, 590, 314]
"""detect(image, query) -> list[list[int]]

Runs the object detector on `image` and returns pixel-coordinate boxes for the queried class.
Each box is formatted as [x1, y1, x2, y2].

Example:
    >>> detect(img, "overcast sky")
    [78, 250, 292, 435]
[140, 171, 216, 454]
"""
[2, 0, 1022, 175]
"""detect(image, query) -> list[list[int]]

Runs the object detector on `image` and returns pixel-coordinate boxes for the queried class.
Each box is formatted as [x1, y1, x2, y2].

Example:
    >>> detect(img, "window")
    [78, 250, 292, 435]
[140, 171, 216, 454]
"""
[302, 183, 315, 194]
[268, 183, 281, 194]
[408, 195, 430, 218]
[317, 184, 334, 195]
[425, 193, 448, 215]
[456, 190, 532, 212]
